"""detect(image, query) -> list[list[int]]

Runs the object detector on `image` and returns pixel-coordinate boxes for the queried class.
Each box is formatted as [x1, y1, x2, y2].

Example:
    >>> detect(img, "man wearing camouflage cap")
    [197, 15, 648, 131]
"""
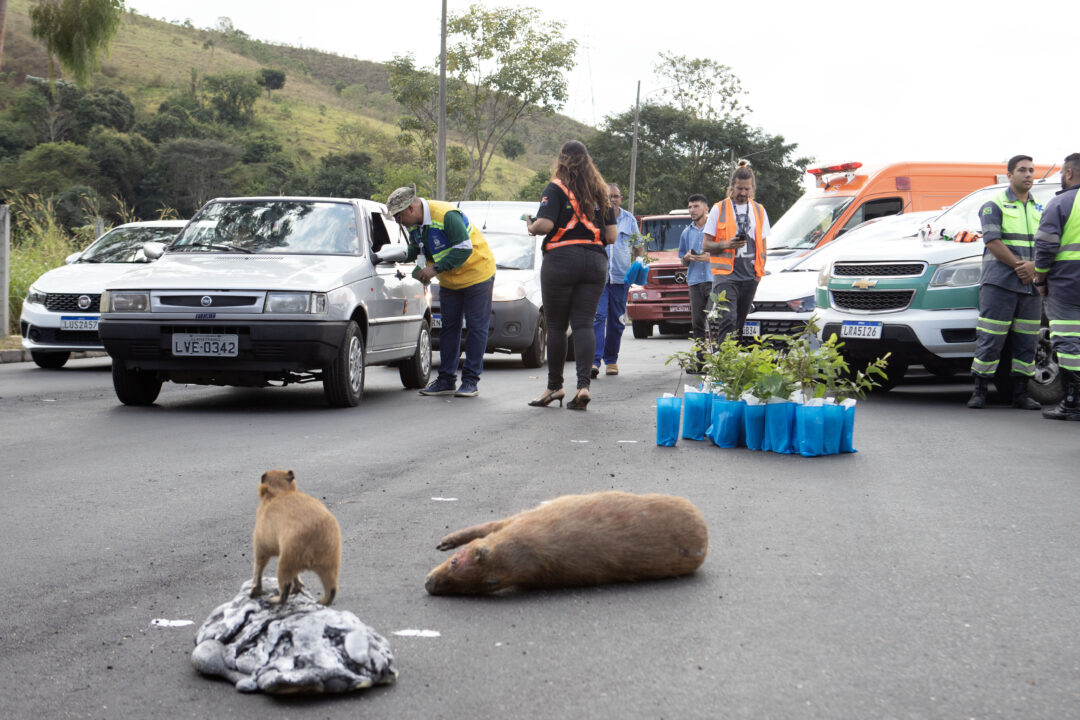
[387, 185, 496, 398]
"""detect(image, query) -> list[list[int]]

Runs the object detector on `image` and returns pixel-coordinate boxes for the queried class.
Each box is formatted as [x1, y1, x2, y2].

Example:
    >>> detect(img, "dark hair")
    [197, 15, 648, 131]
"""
[1063, 153, 1080, 174]
[1007, 154, 1033, 173]
[727, 166, 756, 199]
[687, 194, 708, 205]
[553, 140, 610, 214]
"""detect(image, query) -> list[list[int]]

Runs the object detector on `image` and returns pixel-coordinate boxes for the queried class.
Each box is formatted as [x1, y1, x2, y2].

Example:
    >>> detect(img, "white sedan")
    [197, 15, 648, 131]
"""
[19, 220, 188, 368]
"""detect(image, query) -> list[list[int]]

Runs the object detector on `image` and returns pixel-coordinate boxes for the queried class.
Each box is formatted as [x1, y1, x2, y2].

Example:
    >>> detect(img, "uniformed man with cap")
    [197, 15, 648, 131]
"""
[386, 184, 496, 398]
[968, 154, 1043, 409]
[1034, 152, 1080, 420]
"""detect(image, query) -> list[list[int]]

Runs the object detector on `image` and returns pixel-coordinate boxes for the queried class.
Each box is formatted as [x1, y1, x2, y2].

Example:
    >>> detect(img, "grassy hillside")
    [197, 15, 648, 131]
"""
[0, 0, 593, 199]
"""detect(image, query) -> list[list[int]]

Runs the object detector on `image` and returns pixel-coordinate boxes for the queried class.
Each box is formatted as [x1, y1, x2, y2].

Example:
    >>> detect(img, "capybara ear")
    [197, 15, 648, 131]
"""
[286, 470, 295, 481]
[260, 472, 269, 484]
[472, 546, 489, 564]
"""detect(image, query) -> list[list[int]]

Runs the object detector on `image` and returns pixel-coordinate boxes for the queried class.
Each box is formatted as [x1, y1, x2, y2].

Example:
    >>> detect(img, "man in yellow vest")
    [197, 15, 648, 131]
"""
[387, 184, 496, 398]
[1034, 152, 1080, 420]
[968, 154, 1043, 409]
[702, 165, 770, 344]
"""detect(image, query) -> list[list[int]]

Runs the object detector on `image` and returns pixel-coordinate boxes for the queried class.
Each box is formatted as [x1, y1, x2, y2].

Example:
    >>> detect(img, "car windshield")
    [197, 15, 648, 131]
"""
[783, 212, 934, 272]
[768, 195, 855, 250]
[929, 182, 1061, 239]
[79, 226, 182, 263]
[171, 200, 359, 254]
[486, 231, 536, 270]
[641, 217, 692, 252]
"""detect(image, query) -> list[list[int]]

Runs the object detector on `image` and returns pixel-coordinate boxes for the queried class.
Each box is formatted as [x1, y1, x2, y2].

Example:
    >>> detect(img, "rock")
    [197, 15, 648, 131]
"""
[191, 579, 398, 694]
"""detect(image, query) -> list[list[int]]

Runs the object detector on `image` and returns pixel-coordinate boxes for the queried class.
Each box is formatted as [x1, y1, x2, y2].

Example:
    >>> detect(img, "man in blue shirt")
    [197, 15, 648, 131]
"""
[677, 194, 711, 363]
[592, 183, 642, 377]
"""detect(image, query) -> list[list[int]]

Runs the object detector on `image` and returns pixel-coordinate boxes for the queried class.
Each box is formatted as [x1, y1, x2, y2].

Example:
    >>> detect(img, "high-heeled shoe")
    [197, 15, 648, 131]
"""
[528, 389, 565, 407]
[566, 389, 590, 411]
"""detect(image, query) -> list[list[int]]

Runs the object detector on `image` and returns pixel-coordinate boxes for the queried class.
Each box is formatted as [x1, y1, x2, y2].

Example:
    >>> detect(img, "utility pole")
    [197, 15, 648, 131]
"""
[436, 0, 448, 201]
[628, 81, 640, 215]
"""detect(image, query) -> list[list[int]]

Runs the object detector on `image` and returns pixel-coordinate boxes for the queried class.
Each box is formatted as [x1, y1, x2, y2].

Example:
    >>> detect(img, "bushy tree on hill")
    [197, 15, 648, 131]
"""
[28, 0, 125, 87]
[255, 68, 285, 99]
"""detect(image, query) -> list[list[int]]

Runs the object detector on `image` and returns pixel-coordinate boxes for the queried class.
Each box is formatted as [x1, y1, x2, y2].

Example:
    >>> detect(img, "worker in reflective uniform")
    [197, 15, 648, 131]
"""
[1034, 152, 1080, 420]
[968, 155, 1043, 409]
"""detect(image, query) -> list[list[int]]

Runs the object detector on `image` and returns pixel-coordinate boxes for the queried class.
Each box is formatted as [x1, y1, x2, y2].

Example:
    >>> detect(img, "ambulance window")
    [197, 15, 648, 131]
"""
[839, 198, 904, 235]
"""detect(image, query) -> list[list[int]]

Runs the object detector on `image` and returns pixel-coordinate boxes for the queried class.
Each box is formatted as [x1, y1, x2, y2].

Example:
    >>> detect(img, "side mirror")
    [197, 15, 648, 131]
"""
[143, 241, 166, 260]
[64, 252, 81, 264]
[374, 244, 409, 265]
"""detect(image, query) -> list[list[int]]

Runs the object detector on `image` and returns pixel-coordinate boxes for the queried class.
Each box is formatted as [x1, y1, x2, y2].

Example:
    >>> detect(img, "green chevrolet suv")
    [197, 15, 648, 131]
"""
[815, 178, 1064, 404]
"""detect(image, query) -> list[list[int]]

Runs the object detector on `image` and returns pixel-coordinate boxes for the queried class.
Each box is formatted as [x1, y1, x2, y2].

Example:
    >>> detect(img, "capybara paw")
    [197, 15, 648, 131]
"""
[250, 586, 263, 598]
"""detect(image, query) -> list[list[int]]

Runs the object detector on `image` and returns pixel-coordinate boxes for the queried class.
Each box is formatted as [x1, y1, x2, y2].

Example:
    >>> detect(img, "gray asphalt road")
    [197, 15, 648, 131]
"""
[1, 336, 1078, 719]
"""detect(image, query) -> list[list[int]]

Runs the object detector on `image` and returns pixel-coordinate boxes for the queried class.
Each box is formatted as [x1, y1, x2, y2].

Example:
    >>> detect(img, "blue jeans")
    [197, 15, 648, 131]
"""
[593, 282, 628, 366]
[438, 277, 493, 384]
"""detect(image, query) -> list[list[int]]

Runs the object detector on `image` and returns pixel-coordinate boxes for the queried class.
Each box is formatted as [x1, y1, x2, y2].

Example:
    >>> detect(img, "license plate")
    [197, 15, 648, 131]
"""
[743, 321, 760, 337]
[172, 333, 239, 357]
[60, 316, 98, 331]
[432, 314, 442, 329]
[669, 304, 690, 313]
[840, 321, 883, 340]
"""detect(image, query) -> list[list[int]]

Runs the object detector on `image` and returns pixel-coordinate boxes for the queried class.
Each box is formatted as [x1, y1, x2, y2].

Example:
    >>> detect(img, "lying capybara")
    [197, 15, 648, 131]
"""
[425, 491, 708, 595]
[251, 470, 342, 606]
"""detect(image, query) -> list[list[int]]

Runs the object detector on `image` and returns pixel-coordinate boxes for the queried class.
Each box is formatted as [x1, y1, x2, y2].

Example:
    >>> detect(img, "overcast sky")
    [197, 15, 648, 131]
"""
[130, 0, 1077, 172]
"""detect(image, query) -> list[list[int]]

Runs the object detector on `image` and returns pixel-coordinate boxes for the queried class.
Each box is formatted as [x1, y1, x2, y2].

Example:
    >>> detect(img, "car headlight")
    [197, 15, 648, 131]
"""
[264, 292, 328, 314]
[25, 286, 47, 306]
[817, 261, 834, 289]
[929, 258, 982, 288]
[102, 290, 150, 312]
[631, 290, 648, 301]
[786, 295, 815, 313]
[492, 283, 527, 302]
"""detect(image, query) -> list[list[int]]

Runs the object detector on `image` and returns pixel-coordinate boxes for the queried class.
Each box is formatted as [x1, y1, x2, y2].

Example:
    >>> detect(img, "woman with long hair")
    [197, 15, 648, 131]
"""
[525, 140, 617, 410]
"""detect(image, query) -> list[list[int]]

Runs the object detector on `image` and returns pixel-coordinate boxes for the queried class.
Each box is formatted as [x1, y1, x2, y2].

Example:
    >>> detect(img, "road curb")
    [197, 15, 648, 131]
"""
[1, 348, 108, 364]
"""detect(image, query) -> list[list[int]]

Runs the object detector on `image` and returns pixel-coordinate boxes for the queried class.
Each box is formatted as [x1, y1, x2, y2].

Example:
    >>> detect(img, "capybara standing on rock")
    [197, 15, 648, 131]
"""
[251, 470, 342, 606]
[425, 491, 708, 595]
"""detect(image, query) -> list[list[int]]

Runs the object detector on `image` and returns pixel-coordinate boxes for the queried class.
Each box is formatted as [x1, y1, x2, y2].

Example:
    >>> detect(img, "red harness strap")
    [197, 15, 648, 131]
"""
[546, 178, 603, 250]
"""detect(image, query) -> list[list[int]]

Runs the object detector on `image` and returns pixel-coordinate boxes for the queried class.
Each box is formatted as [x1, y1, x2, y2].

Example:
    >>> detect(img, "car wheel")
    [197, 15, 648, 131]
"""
[324, 321, 364, 408]
[399, 320, 432, 389]
[1028, 325, 1065, 405]
[521, 314, 546, 368]
[112, 363, 162, 406]
[31, 351, 70, 369]
[632, 321, 652, 339]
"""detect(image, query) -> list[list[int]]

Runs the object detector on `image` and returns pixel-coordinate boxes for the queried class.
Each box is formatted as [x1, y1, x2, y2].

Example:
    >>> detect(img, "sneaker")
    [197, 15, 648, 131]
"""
[605, 363, 619, 376]
[590, 366, 600, 379]
[419, 377, 457, 396]
[454, 380, 479, 398]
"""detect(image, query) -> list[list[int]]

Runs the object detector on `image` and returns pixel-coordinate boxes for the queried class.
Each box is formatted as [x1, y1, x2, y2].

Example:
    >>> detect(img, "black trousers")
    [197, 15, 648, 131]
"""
[541, 246, 607, 390]
[708, 277, 758, 343]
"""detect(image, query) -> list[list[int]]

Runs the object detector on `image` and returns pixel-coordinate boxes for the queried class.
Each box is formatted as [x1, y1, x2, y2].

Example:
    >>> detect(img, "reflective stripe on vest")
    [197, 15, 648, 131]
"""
[545, 178, 603, 251]
[709, 198, 766, 278]
[991, 190, 1041, 252]
[1055, 191, 1080, 263]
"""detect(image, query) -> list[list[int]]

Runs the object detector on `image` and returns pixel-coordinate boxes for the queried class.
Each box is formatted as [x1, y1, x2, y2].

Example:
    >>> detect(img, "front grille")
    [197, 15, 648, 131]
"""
[831, 290, 914, 312]
[45, 293, 101, 312]
[833, 262, 926, 277]
[758, 319, 807, 336]
[647, 267, 688, 286]
[752, 301, 791, 313]
[159, 295, 260, 307]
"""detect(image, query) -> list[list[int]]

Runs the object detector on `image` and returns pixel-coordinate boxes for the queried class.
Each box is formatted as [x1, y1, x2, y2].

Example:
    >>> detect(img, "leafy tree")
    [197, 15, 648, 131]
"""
[74, 87, 135, 137]
[255, 68, 285, 99]
[589, 104, 809, 218]
[242, 133, 283, 164]
[28, 0, 125, 88]
[0, 119, 35, 159]
[517, 168, 549, 202]
[12, 77, 83, 142]
[654, 52, 750, 122]
[154, 137, 239, 215]
[308, 151, 383, 198]
[389, 4, 576, 200]
[204, 72, 261, 126]
[86, 128, 154, 207]
[6, 140, 99, 196]
[500, 136, 524, 160]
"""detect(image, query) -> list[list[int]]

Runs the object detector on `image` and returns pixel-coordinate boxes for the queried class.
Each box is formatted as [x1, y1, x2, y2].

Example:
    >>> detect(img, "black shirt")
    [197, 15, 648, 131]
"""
[536, 181, 615, 255]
